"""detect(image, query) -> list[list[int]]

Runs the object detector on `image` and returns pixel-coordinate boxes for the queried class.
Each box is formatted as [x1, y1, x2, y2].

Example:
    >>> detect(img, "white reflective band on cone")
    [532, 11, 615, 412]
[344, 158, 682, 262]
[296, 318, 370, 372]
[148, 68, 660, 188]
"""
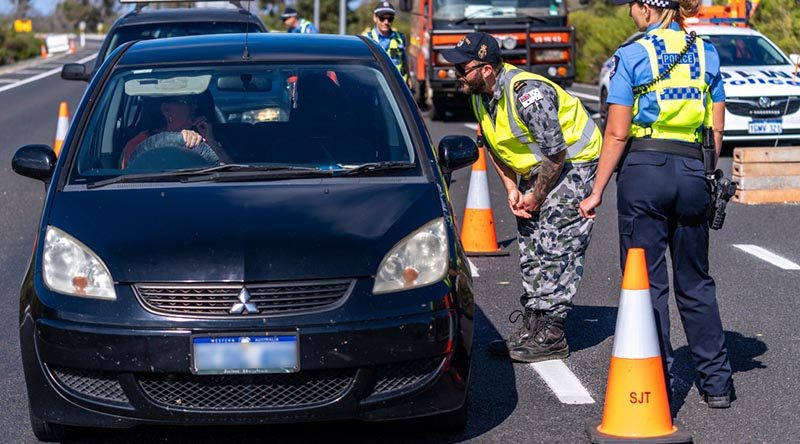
[611, 288, 661, 359]
[465, 171, 491, 210]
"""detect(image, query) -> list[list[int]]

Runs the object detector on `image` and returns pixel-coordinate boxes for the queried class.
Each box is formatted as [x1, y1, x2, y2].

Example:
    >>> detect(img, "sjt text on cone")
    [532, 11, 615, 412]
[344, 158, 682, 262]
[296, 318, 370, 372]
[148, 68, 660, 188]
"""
[53, 102, 69, 157]
[461, 134, 506, 257]
[587, 248, 692, 443]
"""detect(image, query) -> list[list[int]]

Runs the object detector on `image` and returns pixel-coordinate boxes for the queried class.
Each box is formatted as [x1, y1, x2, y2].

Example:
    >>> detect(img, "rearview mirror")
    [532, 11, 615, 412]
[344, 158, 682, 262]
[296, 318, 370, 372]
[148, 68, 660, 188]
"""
[12, 145, 57, 181]
[61, 63, 90, 81]
[438, 135, 478, 173]
[217, 73, 274, 92]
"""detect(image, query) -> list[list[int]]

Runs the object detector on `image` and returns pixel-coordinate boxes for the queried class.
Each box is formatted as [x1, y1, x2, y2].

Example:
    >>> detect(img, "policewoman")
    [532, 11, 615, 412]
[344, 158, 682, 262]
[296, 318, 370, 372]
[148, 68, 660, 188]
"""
[578, 0, 734, 408]
[363, 1, 411, 88]
[443, 33, 601, 363]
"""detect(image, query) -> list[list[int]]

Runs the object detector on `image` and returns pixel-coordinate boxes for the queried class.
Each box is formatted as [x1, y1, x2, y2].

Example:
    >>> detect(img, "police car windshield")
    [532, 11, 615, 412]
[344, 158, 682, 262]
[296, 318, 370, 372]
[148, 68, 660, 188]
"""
[434, 0, 565, 20]
[103, 22, 259, 61]
[69, 64, 417, 184]
[700, 35, 789, 67]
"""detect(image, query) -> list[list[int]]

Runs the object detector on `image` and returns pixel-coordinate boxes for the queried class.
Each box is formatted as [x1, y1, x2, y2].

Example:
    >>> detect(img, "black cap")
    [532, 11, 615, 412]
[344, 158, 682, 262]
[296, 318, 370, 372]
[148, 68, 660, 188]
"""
[373, 1, 396, 15]
[441, 32, 501, 65]
[611, 0, 679, 9]
[280, 7, 299, 19]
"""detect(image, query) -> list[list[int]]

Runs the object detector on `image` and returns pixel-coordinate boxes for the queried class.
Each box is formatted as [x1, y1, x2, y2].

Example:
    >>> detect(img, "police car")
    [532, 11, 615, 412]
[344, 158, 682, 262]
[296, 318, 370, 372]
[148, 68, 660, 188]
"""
[62, 0, 267, 81]
[598, 26, 800, 143]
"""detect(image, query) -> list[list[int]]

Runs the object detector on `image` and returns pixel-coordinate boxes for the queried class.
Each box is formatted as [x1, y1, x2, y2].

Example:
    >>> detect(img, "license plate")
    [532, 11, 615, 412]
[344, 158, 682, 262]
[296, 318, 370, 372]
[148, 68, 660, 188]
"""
[748, 120, 782, 134]
[191, 333, 299, 375]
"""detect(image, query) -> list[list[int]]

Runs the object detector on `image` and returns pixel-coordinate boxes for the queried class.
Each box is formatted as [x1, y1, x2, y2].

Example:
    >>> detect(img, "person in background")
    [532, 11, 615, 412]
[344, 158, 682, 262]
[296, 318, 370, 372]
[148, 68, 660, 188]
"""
[362, 1, 411, 89]
[281, 7, 318, 34]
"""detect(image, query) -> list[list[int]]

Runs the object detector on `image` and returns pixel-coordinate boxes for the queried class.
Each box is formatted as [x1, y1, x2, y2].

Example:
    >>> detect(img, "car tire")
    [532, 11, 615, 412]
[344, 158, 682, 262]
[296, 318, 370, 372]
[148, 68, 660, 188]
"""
[599, 87, 609, 131]
[29, 407, 70, 442]
[425, 395, 469, 432]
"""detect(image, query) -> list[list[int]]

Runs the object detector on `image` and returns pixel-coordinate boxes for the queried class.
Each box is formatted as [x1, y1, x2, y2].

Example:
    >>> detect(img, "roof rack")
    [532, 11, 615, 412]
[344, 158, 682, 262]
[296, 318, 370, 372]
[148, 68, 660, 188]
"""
[119, 0, 247, 12]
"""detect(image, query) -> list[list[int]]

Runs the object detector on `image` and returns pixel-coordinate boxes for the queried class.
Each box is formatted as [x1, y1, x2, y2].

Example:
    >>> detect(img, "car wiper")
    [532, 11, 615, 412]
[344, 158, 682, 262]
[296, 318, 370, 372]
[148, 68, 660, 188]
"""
[336, 161, 417, 176]
[454, 6, 495, 25]
[182, 165, 336, 183]
[515, 13, 549, 24]
[86, 165, 329, 189]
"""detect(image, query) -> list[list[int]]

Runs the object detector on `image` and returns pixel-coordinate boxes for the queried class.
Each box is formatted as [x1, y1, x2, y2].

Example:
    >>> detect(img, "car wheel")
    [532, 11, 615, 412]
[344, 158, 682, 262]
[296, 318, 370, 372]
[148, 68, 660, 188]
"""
[425, 395, 469, 432]
[29, 407, 70, 442]
[599, 87, 609, 131]
[431, 98, 447, 121]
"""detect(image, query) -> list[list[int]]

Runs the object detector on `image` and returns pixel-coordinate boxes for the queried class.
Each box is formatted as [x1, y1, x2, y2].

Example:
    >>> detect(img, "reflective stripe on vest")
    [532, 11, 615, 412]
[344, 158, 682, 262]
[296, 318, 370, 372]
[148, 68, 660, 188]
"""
[365, 28, 408, 81]
[631, 28, 709, 143]
[299, 19, 314, 33]
[470, 63, 602, 176]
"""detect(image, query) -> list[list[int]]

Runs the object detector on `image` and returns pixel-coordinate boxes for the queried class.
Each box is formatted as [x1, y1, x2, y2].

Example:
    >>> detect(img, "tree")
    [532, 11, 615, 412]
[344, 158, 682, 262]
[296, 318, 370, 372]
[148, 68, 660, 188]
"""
[751, 0, 800, 55]
[14, 0, 32, 18]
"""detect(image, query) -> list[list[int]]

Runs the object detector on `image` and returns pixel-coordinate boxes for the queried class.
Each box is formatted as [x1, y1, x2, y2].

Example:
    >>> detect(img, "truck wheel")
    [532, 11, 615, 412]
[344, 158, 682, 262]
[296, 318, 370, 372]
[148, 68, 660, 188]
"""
[431, 98, 446, 121]
[29, 407, 70, 442]
[412, 78, 426, 109]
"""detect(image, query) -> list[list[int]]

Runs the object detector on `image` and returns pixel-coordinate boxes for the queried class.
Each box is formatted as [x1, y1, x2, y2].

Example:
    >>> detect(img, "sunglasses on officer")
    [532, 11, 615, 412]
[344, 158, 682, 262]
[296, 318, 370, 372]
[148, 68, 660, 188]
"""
[377, 15, 394, 22]
[454, 63, 487, 77]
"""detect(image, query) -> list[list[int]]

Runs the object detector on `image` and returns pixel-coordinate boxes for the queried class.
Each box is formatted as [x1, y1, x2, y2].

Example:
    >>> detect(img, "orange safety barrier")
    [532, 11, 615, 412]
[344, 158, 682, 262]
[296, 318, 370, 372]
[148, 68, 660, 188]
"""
[587, 248, 692, 443]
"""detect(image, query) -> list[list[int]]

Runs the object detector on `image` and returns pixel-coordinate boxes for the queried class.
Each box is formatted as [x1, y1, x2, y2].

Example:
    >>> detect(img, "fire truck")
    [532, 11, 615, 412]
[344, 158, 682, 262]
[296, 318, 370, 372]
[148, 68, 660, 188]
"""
[401, 0, 577, 120]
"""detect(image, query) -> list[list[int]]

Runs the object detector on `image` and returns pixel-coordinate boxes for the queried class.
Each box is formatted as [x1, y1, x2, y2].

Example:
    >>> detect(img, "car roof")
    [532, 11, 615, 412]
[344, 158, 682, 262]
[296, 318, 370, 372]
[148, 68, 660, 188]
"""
[115, 33, 377, 66]
[115, 7, 263, 27]
[687, 25, 762, 37]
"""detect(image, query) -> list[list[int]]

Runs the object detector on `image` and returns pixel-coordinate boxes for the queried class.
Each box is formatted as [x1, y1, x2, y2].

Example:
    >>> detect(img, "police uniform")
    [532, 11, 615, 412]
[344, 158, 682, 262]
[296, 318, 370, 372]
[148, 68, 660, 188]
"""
[363, 2, 409, 82]
[443, 33, 602, 362]
[280, 8, 318, 34]
[607, 17, 733, 401]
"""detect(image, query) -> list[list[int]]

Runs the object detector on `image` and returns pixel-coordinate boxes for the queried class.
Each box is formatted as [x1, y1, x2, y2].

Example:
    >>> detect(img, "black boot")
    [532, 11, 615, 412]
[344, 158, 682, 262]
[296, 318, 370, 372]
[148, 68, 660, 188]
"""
[508, 314, 569, 363]
[487, 309, 540, 356]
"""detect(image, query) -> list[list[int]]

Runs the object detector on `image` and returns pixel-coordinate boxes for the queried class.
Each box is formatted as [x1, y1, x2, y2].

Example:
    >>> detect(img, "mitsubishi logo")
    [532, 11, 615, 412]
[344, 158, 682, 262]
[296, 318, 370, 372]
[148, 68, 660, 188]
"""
[229, 288, 259, 315]
[758, 97, 772, 108]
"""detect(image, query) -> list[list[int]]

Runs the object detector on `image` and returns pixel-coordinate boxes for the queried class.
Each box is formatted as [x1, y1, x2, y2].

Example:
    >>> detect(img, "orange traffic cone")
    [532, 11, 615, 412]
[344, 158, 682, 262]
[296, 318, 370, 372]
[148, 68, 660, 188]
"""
[68, 39, 77, 54]
[40, 44, 48, 59]
[460, 131, 507, 256]
[53, 102, 69, 157]
[587, 248, 692, 443]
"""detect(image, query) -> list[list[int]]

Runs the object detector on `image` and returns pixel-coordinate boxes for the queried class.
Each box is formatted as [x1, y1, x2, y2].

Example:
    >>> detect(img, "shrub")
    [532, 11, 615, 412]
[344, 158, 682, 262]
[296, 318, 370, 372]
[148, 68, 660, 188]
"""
[570, 2, 637, 84]
[0, 28, 43, 65]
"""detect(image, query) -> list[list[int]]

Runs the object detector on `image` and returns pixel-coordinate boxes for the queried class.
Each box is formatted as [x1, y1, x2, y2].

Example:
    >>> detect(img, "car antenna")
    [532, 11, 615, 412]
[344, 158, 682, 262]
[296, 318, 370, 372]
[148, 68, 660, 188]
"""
[242, 0, 251, 60]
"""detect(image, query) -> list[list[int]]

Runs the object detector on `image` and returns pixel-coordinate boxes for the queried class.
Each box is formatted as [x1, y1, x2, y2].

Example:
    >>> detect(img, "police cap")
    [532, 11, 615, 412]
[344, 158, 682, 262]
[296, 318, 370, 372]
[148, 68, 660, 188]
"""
[280, 7, 299, 20]
[611, 0, 679, 9]
[440, 32, 501, 65]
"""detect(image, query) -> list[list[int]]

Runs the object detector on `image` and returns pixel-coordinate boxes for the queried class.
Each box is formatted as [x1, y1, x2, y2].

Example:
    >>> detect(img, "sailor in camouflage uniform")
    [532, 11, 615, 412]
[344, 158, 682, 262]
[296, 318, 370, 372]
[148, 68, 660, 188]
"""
[442, 33, 602, 362]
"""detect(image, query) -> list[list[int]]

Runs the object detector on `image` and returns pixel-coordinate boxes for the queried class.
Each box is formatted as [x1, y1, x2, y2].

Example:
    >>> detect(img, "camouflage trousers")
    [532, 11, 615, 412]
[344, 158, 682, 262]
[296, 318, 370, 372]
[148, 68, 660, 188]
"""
[517, 162, 596, 317]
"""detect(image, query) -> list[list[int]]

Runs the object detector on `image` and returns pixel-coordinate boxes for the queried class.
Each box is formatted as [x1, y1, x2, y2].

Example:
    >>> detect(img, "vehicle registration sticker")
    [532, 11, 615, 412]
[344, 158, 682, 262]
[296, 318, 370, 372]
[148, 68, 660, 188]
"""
[191, 333, 299, 375]
[748, 120, 782, 134]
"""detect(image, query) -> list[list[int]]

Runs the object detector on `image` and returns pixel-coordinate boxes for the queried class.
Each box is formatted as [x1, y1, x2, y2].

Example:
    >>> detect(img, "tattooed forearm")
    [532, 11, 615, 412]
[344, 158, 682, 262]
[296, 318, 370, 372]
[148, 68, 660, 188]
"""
[530, 151, 566, 209]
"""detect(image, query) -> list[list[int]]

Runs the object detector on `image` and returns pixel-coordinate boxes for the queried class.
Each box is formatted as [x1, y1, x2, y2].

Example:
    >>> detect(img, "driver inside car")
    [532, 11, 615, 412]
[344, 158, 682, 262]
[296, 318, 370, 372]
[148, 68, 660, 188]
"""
[120, 95, 231, 169]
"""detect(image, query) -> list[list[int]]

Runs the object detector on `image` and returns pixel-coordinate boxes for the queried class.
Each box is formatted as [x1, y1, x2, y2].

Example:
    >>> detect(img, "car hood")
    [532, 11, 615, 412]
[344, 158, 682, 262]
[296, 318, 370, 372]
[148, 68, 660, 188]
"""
[46, 181, 444, 283]
[721, 65, 800, 97]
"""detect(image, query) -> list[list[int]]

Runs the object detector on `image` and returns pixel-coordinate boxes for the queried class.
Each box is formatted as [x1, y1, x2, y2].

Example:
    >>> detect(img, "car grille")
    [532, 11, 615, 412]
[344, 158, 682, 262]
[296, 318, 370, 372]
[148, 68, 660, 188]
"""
[134, 279, 353, 317]
[371, 357, 444, 396]
[727, 96, 800, 118]
[50, 366, 130, 404]
[138, 370, 355, 410]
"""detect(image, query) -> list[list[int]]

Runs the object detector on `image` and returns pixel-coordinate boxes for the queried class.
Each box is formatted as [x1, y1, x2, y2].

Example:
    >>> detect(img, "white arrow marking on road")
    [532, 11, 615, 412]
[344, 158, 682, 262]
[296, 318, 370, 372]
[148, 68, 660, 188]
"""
[733, 244, 800, 270]
[530, 360, 595, 404]
[467, 258, 479, 277]
[0, 53, 97, 94]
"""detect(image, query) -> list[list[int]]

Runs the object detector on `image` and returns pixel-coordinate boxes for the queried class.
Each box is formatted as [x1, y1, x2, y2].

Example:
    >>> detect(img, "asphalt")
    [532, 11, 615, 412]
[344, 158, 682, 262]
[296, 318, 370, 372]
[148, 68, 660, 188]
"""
[0, 57, 798, 442]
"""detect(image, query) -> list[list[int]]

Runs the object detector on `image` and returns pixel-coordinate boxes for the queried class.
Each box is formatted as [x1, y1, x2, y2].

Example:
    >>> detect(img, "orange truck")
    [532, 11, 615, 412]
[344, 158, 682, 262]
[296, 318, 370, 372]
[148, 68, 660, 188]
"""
[688, 0, 759, 27]
[400, 0, 576, 120]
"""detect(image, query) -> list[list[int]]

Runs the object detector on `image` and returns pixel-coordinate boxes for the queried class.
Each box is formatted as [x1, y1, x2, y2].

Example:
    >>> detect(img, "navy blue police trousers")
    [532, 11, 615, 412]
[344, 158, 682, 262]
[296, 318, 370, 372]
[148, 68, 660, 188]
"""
[616, 150, 733, 398]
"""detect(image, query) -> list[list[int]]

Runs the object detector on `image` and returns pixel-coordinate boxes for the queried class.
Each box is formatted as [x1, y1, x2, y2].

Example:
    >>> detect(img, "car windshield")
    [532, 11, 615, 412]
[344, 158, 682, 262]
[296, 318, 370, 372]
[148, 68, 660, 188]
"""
[102, 22, 260, 61]
[433, 0, 566, 20]
[69, 63, 417, 184]
[700, 34, 789, 67]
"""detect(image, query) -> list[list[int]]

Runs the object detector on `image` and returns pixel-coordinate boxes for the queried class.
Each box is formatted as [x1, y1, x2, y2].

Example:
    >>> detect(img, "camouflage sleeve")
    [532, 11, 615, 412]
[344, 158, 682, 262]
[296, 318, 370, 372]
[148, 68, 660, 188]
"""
[512, 80, 566, 156]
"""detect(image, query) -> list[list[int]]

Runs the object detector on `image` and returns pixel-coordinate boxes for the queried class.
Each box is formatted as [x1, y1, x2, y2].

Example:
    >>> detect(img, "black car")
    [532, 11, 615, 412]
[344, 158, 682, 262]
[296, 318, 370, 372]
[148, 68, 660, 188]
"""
[61, 2, 267, 82]
[14, 32, 478, 441]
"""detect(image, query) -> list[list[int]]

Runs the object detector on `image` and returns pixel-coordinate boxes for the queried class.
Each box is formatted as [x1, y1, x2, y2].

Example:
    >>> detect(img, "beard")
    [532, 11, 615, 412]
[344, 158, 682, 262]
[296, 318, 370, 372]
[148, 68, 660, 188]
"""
[460, 74, 486, 95]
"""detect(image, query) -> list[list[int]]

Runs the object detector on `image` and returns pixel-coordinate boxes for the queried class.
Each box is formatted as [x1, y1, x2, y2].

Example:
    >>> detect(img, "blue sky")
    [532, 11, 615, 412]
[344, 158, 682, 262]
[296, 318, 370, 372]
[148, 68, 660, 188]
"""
[0, 0, 60, 15]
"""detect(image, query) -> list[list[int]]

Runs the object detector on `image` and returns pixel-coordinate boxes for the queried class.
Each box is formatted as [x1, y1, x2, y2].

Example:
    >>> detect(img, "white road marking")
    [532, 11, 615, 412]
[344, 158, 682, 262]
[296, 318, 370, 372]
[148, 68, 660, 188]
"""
[733, 245, 800, 270]
[468, 258, 479, 277]
[0, 53, 97, 94]
[530, 360, 595, 404]
[567, 90, 600, 102]
[0, 79, 17, 83]
[464, 123, 478, 131]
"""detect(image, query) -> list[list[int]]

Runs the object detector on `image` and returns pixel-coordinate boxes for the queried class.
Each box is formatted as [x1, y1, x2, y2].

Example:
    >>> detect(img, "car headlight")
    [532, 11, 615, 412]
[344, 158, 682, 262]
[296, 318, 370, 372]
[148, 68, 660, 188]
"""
[373, 218, 449, 295]
[42, 226, 116, 300]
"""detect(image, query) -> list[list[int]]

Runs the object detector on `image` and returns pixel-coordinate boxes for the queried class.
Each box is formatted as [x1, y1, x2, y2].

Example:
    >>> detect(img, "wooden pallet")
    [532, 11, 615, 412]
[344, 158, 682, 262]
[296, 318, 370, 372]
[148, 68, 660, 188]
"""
[731, 147, 800, 204]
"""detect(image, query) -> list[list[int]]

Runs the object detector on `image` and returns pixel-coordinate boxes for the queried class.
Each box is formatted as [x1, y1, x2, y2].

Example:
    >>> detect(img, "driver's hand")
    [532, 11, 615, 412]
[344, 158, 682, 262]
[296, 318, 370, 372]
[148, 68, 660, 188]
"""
[180, 129, 203, 149]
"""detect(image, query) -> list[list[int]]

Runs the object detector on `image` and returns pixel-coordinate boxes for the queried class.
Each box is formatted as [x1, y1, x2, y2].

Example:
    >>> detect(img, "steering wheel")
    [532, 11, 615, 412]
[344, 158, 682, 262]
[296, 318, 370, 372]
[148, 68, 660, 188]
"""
[126, 132, 219, 171]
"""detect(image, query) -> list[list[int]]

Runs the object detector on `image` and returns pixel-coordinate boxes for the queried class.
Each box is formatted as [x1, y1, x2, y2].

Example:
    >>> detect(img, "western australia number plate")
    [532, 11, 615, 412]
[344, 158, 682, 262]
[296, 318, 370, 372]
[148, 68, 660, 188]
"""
[748, 120, 782, 134]
[191, 334, 299, 375]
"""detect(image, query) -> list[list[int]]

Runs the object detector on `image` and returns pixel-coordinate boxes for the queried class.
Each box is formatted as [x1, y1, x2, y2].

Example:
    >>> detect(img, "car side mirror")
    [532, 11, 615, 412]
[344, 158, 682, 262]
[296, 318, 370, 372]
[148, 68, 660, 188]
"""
[12, 145, 57, 181]
[61, 63, 90, 81]
[438, 135, 478, 173]
[399, 0, 412, 12]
